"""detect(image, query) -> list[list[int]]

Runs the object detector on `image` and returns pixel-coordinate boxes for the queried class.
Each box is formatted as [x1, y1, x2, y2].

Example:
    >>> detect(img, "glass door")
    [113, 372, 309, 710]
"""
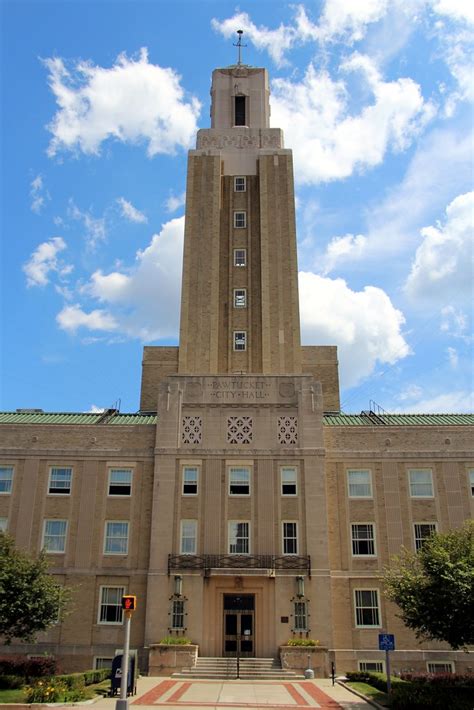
[223, 594, 255, 657]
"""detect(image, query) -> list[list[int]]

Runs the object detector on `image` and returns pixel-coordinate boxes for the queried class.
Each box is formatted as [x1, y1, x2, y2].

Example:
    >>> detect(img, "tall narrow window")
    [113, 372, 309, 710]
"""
[0, 518, 8, 532]
[171, 599, 185, 629]
[108, 469, 132, 496]
[281, 467, 297, 495]
[347, 470, 372, 498]
[354, 589, 381, 627]
[234, 331, 247, 351]
[43, 520, 67, 553]
[234, 176, 246, 192]
[229, 467, 250, 495]
[470, 470, 474, 496]
[351, 523, 376, 556]
[234, 211, 246, 228]
[180, 520, 197, 554]
[98, 586, 124, 624]
[234, 249, 246, 267]
[283, 522, 298, 555]
[234, 289, 247, 308]
[414, 522, 437, 551]
[293, 601, 307, 631]
[182, 466, 198, 495]
[409, 469, 433, 498]
[48, 467, 72, 495]
[104, 521, 129, 555]
[235, 95, 246, 126]
[229, 521, 249, 554]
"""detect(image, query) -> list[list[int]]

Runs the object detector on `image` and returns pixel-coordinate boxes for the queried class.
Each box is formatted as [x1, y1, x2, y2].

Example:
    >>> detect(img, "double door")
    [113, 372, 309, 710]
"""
[223, 594, 255, 657]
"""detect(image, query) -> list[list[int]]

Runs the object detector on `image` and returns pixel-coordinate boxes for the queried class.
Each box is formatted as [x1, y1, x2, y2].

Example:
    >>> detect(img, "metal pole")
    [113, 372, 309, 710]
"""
[386, 649, 391, 695]
[236, 630, 240, 680]
[116, 611, 131, 710]
[331, 661, 336, 686]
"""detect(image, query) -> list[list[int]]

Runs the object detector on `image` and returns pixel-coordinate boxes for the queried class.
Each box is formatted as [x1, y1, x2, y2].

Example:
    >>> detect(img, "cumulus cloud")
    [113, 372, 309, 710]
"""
[56, 305, 118, 333]
[431, 0, 474, 24]
[394, 389, 473, 413]
[30, 174, 49, 214]
[322, 233, 368, 274]
[440, 306, 470, 339]
[404, 191, 473, 302]
[117, 197, 147, 223]
[271, 55, 433, 184]
[165, 191, 186, 213]
[299, 272, 410, 388]
[23, 237, 73, 287]
[316, 0, 390, 42]
[68, 199, 106, 250]
[45, 48, 201, 157]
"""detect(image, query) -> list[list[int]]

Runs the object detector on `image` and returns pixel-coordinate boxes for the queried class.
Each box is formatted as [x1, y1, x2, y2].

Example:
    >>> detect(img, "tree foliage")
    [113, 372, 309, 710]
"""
[0, 533, 70, 644]
[383, 520, 474, 650]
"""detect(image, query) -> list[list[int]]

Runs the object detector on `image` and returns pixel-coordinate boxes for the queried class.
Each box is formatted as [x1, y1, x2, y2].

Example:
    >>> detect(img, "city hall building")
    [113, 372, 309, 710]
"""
[1, 60, 473, 677]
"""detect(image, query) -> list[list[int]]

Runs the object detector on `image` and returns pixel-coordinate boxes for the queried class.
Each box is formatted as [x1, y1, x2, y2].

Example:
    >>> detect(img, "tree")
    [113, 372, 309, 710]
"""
[383, 520, 474, 650]
[0, 532, 70, 644]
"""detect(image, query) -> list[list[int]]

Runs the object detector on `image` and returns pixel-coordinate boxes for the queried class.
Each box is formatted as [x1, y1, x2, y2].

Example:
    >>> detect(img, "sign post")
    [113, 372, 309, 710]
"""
[116, 596, 137, 710]
[378, 633, 395, 695]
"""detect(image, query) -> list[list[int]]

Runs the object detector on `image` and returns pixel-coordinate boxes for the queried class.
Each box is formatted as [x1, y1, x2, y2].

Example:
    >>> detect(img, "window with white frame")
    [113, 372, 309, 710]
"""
[427, 662, 454, 674]
[180, 520, 197, 554]
[281, 467, 297, 496]
[108, 468, 132, 496]
[94, 657, 113, 670]
[233, 289, 247, 308]
[234, 249, 246, 267]
[233, 331, 247, 351]
[351, 523, 376, 556]
[0, 466, 13, 494]
[283, 522, 298, 555]
[43, 520, 67, 553]
[0, 517, 8, 532]
[293, 601, 308, 631]
[98, 586, 125, 624]
[229, 521, 250, 554]
[359, 661, 384, 673]
[409, 469, 434, 497]
[182, 466, 198, 495]
[234, 211, 246, 228]
[469, 470, 474, 496]
[414, 522, 437, 551]
[354, 589, 381, 627]
[48, 467, 72, 495]
[234, 176, 246, 192]
[171, 599, 185, 629]
[104, 521, 129, 555]
[229, 467, 250, 495]
[347, 470, 372, 498]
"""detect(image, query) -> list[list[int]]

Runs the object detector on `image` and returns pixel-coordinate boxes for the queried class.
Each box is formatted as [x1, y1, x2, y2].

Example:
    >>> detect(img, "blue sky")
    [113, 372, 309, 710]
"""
[1, 0, 472, 414]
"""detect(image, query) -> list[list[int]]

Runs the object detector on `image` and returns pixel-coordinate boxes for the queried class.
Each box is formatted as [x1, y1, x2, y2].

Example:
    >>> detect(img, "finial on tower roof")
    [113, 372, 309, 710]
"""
[233, 29, 247, 65]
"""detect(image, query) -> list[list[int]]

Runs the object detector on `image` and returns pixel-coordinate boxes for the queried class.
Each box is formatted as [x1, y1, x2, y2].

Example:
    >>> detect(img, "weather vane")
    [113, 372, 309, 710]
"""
[233, 29, 247, 65]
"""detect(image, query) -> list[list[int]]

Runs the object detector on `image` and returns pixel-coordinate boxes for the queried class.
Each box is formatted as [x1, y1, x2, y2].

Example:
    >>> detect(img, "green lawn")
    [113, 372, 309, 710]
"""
[0, 688, 27, 704]
[346, 681, 391, 707]
[0, 680, 110, 704]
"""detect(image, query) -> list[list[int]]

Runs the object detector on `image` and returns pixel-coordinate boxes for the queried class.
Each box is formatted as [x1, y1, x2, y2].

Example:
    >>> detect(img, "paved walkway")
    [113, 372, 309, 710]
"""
[91, 676, 372, 710]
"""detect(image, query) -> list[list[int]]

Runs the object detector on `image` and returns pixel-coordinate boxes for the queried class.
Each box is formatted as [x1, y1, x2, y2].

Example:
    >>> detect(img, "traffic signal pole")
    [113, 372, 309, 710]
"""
[116, 596, 136, 710]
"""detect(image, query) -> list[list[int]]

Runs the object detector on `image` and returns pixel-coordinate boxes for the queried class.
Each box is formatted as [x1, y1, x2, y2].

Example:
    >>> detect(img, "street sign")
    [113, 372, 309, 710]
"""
[379, 633, 395, 651]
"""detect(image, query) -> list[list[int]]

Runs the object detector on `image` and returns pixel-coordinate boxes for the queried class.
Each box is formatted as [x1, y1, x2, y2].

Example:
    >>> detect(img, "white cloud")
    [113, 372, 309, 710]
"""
[45, 48, 201, 158]
[316, 0, 390, 42]
[117, 197, 147, 223]
[440, 306, 469, 339]
[431, 0, 474, 24]
[23, 237, 72, 287]
[56, 304, 118, 333]
[68, 199, 106, 250]
[397, 383, 424, 402]
[165, 191, 186, 213]
[404, 191, 474, 302]
[86, 404, 105, 413]
[30, 174, 49, 214]
[271, 56, 433, 184]
[299, 271, 410, 388]
[446, 346, 459, 368]
[322, 233, 368, 274]
[394, 389, 473, 413]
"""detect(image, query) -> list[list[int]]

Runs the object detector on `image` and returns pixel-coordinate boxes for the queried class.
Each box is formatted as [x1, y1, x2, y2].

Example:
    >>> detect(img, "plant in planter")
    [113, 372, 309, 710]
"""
[159, 636, 193, 645]
[286, 638, 320, 646]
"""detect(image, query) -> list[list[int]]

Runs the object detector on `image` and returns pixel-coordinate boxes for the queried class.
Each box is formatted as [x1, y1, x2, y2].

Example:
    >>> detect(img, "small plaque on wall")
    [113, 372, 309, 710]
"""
[281, 616, 289, 623]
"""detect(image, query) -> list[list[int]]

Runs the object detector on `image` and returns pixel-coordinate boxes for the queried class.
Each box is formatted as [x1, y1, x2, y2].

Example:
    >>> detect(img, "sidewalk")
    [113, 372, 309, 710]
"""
[89, 676, 373, 710]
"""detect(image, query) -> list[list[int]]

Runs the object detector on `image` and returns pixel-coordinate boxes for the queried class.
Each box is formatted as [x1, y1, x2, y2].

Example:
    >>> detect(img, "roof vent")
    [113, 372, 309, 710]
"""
[16, 408, 44, 413]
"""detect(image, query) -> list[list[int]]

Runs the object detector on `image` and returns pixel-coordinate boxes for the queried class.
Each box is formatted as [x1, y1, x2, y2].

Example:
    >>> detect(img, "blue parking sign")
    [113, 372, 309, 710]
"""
[379, 633, 395, 651]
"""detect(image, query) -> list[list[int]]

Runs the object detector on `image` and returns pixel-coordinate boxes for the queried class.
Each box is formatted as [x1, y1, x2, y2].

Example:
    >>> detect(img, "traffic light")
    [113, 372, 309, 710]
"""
[122, 595, 137, 611]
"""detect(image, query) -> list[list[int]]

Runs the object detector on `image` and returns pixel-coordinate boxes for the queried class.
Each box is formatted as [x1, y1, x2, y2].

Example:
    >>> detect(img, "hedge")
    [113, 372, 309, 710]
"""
[0, 655, 57, 679]
[391, 683, 474, 709]
[345, 670, 406, 692]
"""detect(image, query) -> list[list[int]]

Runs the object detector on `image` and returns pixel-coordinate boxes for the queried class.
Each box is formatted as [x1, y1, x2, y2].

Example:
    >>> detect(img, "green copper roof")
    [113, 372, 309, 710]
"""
[323, 413, 474, 426]
[0, 411, 157, 425]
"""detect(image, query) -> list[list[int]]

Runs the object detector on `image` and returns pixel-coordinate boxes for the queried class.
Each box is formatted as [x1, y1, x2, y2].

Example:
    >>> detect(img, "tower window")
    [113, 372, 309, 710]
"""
[234, 331, 246, 351]
[234, 249, 246, 267]
[234, 95, 246, 126]
[234, 211, 246, 228]
[234, 176, 246, 192]
[234, 289, 246, 308]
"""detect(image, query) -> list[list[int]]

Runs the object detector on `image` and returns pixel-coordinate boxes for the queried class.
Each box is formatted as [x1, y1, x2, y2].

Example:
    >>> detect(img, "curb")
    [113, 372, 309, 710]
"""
[337, 680, 387, 709]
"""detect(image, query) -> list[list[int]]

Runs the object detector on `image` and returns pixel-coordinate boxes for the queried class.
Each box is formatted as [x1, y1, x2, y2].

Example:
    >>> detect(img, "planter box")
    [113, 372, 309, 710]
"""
[280, 645, 329, 678]
[148, 643, 198, 676]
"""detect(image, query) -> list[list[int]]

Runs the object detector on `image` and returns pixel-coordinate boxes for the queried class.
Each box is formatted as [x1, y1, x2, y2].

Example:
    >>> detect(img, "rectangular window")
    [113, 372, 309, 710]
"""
[234, 211, 246, 228]
[234, 331, 247, 351]
[427, 662, 454, 674]
[469, 470, 474, 496]
[108, 468, 132, 496]
[293, 601, 307, 631]
[351, 523, 376, 556]
[233, 289, 247, 308]
[354, 589, 381, 627]
[359, 661, 384, 673]
[0, 466, 13, 494]
[48, 467, 72, 495]
[348, 470, 372, 498]
[281, 467, 297, 496]
[180, 520, 197, 554]
[94, 657, 113, 670]
[409, 469, 434, 497]
[229, 467, 250, 495]
[414, 522, 437, 551]
[104, 521, 129, 555]
[98, 586, 124, 624]
[171, 600, 185, 629]
[283, 522, 298, 555]
[229, 521, 250, 554]
[234, 176, 246, 192]
[234, 249, 246, 267]
[234, 95, 246, 126]
[182, 466, 198, 495]
[0, 517, 8, 532]
[43, 520, 67, 553]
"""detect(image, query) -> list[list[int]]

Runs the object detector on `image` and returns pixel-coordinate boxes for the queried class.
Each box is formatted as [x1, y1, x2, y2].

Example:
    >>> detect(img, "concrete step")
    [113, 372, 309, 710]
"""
[172, 656, 305, 680]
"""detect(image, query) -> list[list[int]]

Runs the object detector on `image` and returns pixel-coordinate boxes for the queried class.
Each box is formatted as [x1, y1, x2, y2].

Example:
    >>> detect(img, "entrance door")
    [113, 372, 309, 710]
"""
[223, 594, 255, 657]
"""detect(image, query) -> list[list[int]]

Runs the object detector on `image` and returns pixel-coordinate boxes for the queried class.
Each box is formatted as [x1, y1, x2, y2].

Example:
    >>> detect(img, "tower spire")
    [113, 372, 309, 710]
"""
[233, 29, 247, 65]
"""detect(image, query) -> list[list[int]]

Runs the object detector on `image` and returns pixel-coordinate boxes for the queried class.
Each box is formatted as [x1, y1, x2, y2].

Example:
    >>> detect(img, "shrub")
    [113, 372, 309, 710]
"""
[25, 679, 67, 703]
[400, 672, 474, 687]
[0, 654, 57, 679]
[159, 636, 193, 644]
[286, 638, 320, 647]
[345, 671, 406, 692]
[391, 683, 474, 709]
[0, 674, 24, 690]
[83, 668, 111, 685]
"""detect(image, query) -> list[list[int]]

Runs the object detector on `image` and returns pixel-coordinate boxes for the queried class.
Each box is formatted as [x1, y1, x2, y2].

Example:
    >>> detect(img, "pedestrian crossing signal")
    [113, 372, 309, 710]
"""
[122, 595, 137, 611]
